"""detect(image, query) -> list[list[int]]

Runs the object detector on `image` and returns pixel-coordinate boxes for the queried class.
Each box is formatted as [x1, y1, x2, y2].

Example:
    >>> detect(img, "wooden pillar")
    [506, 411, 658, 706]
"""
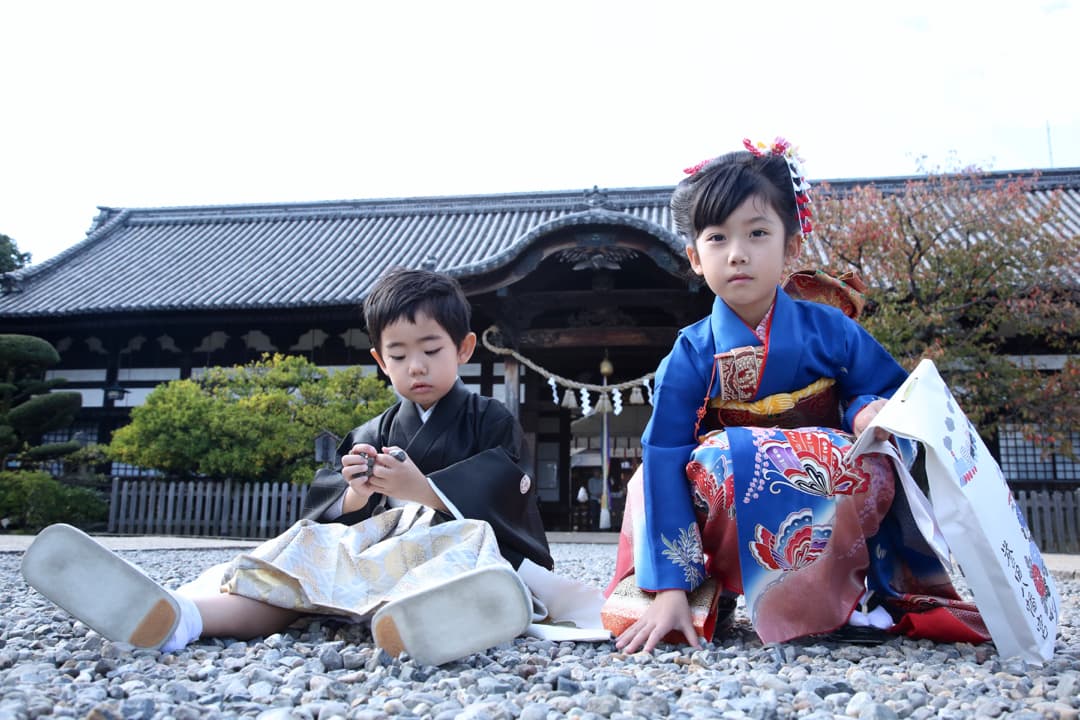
[503, 357, 520, 419]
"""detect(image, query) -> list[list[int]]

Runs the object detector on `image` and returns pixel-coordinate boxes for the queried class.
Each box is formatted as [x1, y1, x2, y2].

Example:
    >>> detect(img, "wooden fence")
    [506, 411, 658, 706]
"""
[107, 479, 1080, 552]
[1014, 489, 1080, 554]
[108, 478, 308, 538]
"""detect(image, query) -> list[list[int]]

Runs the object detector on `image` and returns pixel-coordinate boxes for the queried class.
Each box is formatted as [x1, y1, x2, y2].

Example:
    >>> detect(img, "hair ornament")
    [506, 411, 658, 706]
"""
[743, 136, 814, 243]
[683, 157, 714, 176]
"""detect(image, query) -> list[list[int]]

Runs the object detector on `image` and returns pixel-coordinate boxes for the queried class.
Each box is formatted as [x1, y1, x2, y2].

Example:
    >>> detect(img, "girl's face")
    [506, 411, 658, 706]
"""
[685, 194, 801, 327]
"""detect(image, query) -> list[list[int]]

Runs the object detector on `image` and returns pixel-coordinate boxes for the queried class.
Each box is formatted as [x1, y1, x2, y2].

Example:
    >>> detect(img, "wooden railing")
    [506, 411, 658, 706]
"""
[109, 478, 308, 538]
[1014, 489, 1080, 554]
[107, 479, 1080, 553]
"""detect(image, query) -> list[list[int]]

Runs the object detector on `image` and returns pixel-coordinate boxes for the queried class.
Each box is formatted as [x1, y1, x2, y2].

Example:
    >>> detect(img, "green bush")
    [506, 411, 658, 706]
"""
[0, 334, 60, 371]
[0, 333, 83, 463]
[0, 470, 107, 532]
[108, 354, 396, 485]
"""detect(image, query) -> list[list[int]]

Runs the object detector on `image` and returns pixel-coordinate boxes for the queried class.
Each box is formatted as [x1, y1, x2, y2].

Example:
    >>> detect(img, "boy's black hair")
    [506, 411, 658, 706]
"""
[671, 151, 801, 244]
[362, 268, 472, 352]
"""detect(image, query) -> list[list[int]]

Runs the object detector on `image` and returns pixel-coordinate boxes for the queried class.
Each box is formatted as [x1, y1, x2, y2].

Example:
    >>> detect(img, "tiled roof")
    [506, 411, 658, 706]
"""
[1, 170, 1078, 318]
[0, 187, 678, 317]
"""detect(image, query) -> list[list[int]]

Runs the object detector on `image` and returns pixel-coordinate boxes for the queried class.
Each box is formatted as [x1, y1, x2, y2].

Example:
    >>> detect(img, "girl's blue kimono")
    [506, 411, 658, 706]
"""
[603, 286, 989, 644]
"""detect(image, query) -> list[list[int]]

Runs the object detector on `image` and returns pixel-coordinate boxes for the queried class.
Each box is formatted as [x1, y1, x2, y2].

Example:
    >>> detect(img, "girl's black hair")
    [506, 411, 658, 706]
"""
[362, 268, 472, 352]
[670, 151, 801, 244]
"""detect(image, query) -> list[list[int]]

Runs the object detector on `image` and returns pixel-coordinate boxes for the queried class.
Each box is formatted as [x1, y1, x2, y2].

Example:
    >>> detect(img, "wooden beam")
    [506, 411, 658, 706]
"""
[509, 289, 691, 311]
[518, 327, 677, 348]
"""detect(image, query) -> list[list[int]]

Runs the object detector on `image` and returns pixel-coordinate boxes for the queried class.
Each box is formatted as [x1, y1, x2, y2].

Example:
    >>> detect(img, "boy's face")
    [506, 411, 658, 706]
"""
[370, 311, 476, 410]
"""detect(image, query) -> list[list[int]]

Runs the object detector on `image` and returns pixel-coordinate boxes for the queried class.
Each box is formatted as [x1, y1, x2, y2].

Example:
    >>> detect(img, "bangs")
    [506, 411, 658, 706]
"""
[690, 166, 786, 238]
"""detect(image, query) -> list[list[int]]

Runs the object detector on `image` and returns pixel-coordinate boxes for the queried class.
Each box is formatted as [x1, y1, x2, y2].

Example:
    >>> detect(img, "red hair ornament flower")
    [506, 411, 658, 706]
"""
[683, 137, 814, 244]
[743, 136, 814, 242]
[682, 158, 714, 176]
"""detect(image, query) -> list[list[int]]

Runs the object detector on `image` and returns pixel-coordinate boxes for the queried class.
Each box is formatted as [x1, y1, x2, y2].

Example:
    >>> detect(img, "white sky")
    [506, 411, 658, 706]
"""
[2, 0, 1078, 265]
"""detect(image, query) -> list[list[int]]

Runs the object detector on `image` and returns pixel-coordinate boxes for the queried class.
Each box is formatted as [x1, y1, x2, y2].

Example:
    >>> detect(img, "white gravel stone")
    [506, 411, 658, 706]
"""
[4, 545, 1080, 719]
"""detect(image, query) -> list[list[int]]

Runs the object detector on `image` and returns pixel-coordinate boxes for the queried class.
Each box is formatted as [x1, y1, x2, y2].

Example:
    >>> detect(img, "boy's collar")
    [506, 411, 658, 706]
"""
[417, 402, 435, 423]
[411, 378, 469, 421]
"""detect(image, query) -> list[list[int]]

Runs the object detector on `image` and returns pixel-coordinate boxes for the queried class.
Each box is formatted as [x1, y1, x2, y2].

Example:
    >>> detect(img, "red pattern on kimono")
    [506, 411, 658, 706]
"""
[717, 346, 765, 403]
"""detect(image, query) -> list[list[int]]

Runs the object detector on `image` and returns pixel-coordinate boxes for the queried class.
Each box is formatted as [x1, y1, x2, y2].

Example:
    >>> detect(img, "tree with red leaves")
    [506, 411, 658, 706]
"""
[812, 170, 1079, 460]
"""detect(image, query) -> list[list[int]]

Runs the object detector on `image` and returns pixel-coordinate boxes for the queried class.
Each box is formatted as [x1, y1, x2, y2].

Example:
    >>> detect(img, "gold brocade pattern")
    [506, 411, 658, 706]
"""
[355, 558, 381, 584]
[783, 269, 867, 320]
[602, 576, 720, 642]
[708, 377, 835, 415]
[220, 508, 509, 620]
[432, 533, 457, 557]
[701, 378, 841, 437]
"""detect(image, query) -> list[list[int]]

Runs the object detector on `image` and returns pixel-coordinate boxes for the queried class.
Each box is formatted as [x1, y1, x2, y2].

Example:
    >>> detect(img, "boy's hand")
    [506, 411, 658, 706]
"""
[614, 589, 702, 654]
[341, 443, 379, 512]
[853, 398, 890, 441]
[366, 446, 448, 512]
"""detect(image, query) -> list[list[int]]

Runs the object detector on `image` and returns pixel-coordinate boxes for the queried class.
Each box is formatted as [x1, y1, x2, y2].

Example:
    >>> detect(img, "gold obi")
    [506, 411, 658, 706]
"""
[699, 377, 841, 437]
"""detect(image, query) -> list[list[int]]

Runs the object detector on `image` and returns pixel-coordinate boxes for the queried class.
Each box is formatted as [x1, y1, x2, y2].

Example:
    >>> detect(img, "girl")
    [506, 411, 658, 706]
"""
[603, 138, 989, 653]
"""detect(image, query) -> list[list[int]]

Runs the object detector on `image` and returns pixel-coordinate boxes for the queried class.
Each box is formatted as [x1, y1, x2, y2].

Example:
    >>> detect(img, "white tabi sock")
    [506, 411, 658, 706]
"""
[160, 591, 203, 652]
[847, 589, 893, 629]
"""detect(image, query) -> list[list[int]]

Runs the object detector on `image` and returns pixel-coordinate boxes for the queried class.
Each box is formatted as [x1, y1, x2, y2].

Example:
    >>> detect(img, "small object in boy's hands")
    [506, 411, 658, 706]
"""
[355, 451, 376, 481]
[389, 448, 407, 463]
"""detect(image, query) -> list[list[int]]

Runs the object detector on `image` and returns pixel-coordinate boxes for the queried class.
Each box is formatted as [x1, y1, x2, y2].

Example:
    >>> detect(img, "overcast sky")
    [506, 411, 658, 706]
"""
[3, 0, 1078, 265]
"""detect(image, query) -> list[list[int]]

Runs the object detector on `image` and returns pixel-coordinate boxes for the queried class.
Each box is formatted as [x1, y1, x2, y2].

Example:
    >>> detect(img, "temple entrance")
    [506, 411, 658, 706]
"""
[565, 404, 650, 531]
[462, 215, 712, 530]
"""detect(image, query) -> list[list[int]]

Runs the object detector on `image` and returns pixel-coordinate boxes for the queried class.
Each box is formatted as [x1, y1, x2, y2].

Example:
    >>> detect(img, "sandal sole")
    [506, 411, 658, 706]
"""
[373, 564, 530, 666]
[21, 523, 179, 648]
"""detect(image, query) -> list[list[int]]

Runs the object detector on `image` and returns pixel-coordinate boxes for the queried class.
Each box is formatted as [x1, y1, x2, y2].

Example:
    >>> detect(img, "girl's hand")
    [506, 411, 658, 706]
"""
[853, 398, 890, 441]
[614, 589, 702, 654]
[341, 443, 379, 512]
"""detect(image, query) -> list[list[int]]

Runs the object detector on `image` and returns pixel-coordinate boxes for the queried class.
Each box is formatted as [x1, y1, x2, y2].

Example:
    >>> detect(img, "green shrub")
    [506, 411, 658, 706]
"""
[0, 470, 107, 532]
[0, 333, 83, 463]
[108, 354, 395, 485]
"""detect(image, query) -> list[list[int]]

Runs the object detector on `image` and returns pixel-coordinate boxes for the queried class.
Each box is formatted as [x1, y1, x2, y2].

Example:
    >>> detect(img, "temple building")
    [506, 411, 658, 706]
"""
[2, 169, 1077, 530]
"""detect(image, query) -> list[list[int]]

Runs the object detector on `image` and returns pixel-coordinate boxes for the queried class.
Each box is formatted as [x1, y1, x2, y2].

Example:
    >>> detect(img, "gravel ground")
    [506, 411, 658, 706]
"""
[2, 544, 1079, 720]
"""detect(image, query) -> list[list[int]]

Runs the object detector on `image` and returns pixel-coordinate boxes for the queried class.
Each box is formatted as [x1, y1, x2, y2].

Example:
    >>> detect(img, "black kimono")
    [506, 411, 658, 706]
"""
[301, 379, 553, 571]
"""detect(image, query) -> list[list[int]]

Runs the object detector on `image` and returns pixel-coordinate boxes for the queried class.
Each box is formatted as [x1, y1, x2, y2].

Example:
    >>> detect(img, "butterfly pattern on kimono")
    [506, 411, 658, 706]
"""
[687, 430, 735, 520]
[756, 430, 871, 498]
[749, 508, 832, 572]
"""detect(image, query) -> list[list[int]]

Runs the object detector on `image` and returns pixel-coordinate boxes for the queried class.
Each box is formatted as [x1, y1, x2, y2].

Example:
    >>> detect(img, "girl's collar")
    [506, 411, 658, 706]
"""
[710, 290, 783, 349]
[752, 302, 776, 342]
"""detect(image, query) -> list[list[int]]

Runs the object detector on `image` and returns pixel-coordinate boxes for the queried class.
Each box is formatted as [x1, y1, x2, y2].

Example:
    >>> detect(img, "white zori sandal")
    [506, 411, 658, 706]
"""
[21, 523, 180, 649]
[372, 564, 532, 666]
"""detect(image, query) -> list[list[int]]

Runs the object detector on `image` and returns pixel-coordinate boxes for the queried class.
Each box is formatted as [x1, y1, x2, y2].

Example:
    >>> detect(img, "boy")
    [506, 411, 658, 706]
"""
[304, 267, 551, 571]
[23, 268, 554, 666]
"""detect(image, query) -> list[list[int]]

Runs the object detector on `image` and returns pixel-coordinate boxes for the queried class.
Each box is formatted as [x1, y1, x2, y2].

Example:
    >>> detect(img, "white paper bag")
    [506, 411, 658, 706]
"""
[848, 359, 1059, 662]
[517, 559, 612, 642]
